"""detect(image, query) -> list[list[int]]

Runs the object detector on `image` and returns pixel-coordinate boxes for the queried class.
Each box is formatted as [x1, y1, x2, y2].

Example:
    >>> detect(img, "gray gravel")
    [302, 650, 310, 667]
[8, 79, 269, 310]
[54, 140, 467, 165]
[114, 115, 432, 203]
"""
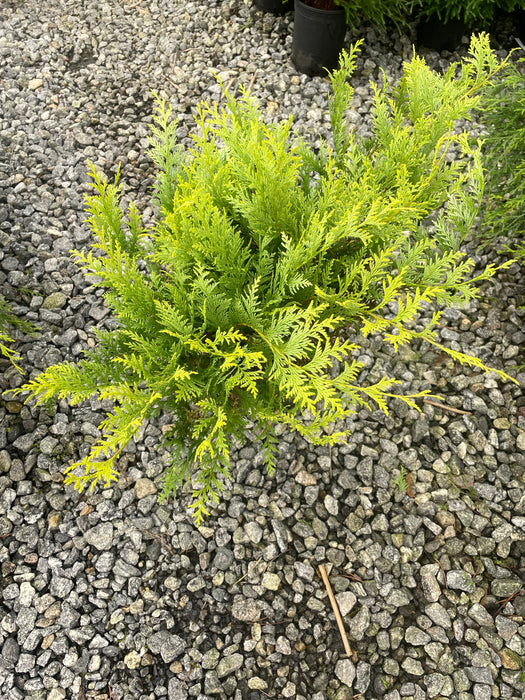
[1, 1, 525, 699]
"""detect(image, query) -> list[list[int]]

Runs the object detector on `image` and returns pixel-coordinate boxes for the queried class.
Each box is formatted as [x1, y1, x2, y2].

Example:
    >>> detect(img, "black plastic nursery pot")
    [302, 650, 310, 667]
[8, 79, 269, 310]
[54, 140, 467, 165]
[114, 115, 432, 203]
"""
[416, 14, 468, 52]
[292, 0, 347, 76]
[254, 0, 293, 14]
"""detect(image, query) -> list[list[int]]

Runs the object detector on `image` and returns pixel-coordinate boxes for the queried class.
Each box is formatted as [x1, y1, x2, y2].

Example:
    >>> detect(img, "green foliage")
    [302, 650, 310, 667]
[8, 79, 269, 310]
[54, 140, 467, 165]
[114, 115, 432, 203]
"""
[334, 0, 408, 30]
[477, 58, 525, 259]
[413, 0, 522, 27]
[17, 36, 515, 524]
[0, 295, 36, 372]
[395, 466, 407, 493]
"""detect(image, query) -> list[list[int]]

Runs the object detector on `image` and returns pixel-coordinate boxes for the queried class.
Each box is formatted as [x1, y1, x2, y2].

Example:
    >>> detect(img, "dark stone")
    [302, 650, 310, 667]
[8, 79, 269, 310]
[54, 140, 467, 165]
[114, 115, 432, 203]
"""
[2, 636, 20, 669]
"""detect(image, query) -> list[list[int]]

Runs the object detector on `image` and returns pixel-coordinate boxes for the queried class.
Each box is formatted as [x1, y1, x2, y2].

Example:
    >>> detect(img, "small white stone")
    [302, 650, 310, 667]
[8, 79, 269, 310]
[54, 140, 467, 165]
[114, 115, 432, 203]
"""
[47, 690, 66, 700]
[335, 658, 356, 687]
[124, 651, 141, 669]
[336, 591, 357, 616]
[282, 682, 296, 697]
[275, 636, 292, 655]
[261, 572, 281, 591]
[244, 521, 263, 544]
[324, 494, 339, 515]
[19, 581, 35, 607]
[134, 478, 157, 499]
[295, 470, 317, 486]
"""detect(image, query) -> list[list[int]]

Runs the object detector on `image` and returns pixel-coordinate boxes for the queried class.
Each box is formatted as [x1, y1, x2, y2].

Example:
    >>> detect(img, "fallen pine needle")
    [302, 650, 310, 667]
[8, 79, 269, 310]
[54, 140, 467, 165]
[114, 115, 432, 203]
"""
[231, 557, 262, 589]
[423, 399, 472, 415]
[318, 564, 352, 657]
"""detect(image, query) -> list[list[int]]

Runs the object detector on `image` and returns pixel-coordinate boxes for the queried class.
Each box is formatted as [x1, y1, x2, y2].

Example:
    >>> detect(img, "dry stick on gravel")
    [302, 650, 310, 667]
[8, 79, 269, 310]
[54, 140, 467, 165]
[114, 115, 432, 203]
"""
[246, 70, 258, 93]
[230, 556, 263, 589]
[318, 564, 352, 658]
[125, 518, 175, 556]
[423, 398, 473, 415]
[423, 399, 472, 416]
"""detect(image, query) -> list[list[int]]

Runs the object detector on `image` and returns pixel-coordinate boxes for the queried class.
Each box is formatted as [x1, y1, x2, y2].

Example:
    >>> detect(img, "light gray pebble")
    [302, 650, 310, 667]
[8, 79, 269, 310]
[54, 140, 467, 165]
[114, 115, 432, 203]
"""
[446, 569, 476, 593]
[204, 670, 222, 694]
[244, 520, 263, 544]
[113, 559, 141, 578]
[425, 673, 446, 696]
[39, 436, 58, 455]
[216, 652, 243, 678]
[349, 605, 370, 641]
[468, 603, 494, 627]
[335, 658, 356, 687]
[15, 653, 35, 673]
[465, 667, 493, 685]
[425, 602, 452, 628]
[420, 564, 441, 602]
[231, 596, 260, 622]
[491, 578, 522, 598]
[147, 631, 185, 663]
[401, 657, 425, 676]
[294, 561, 315, 580]
[354, 661, 371, 693]
[12, 433, 35, 454]
[405, 626, 431, 645]
[213, 546, 234, 571]
[473, 684, 493, 700]
[202, 648, 220, 670]
[336, 591, 357, 616]
[83, 522, 114, 551]
[386, 588, 411, 607]
[49, 576, 73, 598]
[453, 669, 471, 692]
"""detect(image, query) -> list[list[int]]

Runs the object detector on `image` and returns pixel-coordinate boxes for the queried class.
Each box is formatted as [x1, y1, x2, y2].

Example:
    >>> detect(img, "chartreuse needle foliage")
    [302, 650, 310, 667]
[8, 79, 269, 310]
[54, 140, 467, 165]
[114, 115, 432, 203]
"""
[18, 36, 514, 524]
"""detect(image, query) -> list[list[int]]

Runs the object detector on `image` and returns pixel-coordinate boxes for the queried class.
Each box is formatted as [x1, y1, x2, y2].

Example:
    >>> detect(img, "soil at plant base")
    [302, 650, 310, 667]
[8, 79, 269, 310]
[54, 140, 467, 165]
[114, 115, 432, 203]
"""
[302, 0, 339, 10]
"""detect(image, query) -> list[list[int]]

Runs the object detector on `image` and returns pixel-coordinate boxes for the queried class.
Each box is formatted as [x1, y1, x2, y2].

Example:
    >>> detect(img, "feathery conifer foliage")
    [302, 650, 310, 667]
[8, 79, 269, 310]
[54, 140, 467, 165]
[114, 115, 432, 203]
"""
[18, 36, 514, 523]
[0, 295, 35, 372]
[477, 58, 525, 259]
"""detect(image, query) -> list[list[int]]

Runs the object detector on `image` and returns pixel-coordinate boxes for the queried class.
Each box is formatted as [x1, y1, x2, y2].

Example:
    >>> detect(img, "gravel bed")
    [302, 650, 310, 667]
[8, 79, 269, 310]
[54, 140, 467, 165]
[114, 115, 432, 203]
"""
[1, 1, 524, 699]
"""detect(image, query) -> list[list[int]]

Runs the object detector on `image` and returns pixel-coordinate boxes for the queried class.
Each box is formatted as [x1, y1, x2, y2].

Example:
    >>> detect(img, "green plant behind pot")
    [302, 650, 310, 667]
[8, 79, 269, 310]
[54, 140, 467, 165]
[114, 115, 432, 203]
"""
[414, 0, 522, 28]
[17, 36, 514, 523]
[477, 58, 525, 259]
[334, 0, 409, 30]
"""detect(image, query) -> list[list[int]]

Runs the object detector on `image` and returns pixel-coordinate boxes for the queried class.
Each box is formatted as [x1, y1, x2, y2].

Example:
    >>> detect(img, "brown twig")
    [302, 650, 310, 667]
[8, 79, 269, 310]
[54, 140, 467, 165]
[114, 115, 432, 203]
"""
[423, 399, 472, 415]
[495, 588, 522, 615]
[318, 564, 352, 657]
[179, 661, 198, 689]
[125, 519, 175, 555]
[163, 74, 180, 90]
[246, 70, 258, 93]
[230, 556, 262, 589]
[339, 571, 364, 583]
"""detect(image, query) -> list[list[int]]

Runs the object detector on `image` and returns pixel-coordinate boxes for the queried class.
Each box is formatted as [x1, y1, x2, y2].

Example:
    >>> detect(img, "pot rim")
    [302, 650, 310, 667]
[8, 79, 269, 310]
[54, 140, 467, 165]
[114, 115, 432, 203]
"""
[294, 0, 346, 17]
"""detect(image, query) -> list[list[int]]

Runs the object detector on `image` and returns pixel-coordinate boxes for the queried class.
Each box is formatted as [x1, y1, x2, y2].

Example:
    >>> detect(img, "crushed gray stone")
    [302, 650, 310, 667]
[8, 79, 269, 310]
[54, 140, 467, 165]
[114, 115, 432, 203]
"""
[0, 2, 523, 699]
